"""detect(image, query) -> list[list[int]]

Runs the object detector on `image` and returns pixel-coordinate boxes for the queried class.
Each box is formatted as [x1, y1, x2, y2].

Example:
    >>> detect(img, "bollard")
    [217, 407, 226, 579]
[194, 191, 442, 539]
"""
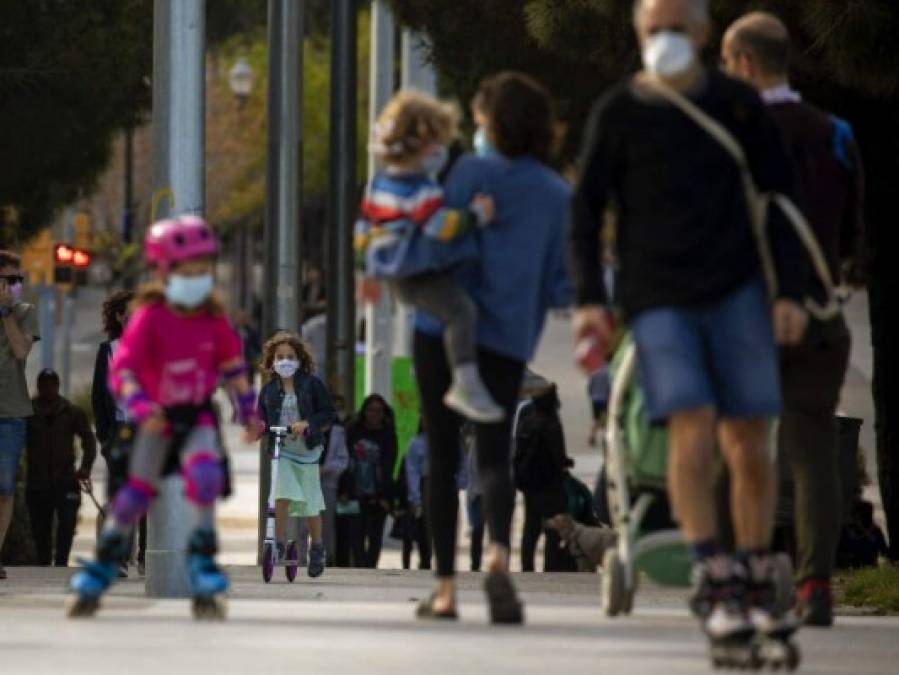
[145, 475, 193, 598]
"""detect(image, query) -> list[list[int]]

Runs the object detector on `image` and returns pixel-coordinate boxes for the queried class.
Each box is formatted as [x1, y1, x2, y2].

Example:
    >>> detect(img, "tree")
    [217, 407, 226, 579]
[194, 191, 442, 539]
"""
[389, 0, 899, 559]
[0, 0, 154, 245]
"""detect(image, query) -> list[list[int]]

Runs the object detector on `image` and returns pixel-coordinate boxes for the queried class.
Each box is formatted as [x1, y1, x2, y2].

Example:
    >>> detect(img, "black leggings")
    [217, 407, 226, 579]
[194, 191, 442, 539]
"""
[27, 486, 81, 566]
[414, 331, 524, 577]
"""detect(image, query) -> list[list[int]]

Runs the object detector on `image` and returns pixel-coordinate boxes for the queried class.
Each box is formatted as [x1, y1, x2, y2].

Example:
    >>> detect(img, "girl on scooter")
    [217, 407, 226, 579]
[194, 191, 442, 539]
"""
[257, 331, 335, 577]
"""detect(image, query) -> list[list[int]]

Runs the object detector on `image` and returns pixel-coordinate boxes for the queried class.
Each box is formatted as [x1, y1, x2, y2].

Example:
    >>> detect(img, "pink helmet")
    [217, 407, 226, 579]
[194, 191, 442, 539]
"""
[144, 215, 219, 271]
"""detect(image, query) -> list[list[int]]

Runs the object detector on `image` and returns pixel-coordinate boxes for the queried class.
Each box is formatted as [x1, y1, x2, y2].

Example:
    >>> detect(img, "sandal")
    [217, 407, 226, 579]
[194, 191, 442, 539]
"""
[484, 571, 524, 625]
[416, 592, 459, 620]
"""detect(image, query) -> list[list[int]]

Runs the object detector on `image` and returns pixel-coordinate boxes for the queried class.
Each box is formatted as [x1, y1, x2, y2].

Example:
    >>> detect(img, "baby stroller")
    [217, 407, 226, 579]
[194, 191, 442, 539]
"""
[600, 334, 794, 617]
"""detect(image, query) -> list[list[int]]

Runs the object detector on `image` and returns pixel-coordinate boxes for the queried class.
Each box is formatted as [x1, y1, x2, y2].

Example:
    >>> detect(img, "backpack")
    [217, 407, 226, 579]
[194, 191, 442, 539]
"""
[513, 408, 557, 492]
[351, 438, 382, 499]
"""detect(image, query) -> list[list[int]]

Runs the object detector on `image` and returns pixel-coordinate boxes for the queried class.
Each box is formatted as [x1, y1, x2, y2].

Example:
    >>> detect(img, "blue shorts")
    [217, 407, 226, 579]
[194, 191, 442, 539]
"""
[631, 278, 781, 422]
[0, 418, 27, 496]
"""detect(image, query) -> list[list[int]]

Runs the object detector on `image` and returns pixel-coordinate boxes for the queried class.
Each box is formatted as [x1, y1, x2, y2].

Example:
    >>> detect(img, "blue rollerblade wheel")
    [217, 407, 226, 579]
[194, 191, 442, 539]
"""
[262, 542, 275, 583]
[286, 541, 299, 583]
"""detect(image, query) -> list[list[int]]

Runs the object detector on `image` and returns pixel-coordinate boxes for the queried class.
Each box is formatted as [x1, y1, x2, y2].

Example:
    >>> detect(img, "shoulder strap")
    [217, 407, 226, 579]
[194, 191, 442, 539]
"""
[639, 76, 839, 321]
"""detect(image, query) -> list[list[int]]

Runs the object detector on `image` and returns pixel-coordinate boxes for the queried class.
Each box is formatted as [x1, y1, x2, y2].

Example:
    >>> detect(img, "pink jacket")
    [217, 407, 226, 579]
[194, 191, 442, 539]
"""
[110, 302, 241, 407]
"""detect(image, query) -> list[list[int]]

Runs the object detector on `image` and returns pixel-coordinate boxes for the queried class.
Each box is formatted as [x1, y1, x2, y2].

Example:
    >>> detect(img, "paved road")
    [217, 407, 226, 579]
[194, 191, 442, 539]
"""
[1, 566, 897, 675]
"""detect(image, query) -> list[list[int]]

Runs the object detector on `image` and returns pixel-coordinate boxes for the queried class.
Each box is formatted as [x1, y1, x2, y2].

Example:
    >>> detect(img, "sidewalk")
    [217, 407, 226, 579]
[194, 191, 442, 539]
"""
[2, 566, 898, 675]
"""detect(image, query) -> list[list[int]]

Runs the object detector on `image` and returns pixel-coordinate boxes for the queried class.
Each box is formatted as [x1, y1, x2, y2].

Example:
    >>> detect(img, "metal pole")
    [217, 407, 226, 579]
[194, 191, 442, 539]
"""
[392, 31, 437, 359]
[364, 0, 395, 402]
[123, 126, 134, 245]
[147, 0, 206, 598]
[327, 0, 358, 410]
[38, 286, 55, 371]
[259, 0, 304, 562]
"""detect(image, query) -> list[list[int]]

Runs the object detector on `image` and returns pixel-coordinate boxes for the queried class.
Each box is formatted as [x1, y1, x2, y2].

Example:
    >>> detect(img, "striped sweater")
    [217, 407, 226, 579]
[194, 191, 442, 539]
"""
[354, 171, 481, 278]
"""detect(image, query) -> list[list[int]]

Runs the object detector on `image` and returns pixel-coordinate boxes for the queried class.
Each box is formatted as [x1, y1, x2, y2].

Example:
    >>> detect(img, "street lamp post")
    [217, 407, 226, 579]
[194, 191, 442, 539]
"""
[228, 56, 255, 311]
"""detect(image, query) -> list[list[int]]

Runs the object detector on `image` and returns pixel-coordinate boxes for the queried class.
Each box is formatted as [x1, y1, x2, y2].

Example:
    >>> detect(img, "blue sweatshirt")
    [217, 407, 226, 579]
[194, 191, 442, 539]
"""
[415, 153, 574, 362]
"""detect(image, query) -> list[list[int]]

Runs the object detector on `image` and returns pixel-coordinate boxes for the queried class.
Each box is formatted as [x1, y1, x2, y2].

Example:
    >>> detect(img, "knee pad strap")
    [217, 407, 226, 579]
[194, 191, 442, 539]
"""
[183, 453, 224, 506]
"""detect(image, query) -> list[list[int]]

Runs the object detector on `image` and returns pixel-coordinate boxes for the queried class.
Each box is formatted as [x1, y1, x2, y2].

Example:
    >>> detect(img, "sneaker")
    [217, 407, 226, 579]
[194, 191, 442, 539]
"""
[308, 542, 325, 578]
[443, 381, 504, 423]
[0, 564, 6, 580]
[796, 578, 833, 627]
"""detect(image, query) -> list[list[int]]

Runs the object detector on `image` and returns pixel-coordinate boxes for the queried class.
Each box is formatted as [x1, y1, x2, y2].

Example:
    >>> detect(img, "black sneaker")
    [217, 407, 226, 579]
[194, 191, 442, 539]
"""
[796, 579, 833, 627]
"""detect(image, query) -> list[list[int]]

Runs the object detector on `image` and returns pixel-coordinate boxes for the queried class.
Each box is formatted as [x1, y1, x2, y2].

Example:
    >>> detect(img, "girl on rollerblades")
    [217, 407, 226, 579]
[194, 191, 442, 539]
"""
[68, 216, 260, 620]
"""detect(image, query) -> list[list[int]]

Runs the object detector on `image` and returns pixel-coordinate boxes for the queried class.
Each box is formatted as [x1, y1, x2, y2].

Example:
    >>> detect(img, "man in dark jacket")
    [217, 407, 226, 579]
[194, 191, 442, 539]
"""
[26, 369, 96, 566]
[722, 11, 867, 627]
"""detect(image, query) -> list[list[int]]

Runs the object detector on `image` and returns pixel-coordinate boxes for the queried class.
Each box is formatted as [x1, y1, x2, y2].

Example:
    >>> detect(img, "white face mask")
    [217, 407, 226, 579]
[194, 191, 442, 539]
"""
[273, 358, 300, 379]
[165, 273, 213, 308]
[9, 282, 23, 304]
[421, 145, 449, 176]
[642, 31, 695, 78]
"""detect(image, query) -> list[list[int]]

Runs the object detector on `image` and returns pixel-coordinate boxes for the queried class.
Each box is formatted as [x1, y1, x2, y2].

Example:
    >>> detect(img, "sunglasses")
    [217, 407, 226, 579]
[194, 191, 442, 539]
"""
[0, 274, 24, 285]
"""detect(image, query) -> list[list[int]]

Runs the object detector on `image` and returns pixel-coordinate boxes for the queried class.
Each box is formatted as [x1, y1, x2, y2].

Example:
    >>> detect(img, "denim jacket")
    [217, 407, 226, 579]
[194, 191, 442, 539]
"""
[258, 372, 336, 453]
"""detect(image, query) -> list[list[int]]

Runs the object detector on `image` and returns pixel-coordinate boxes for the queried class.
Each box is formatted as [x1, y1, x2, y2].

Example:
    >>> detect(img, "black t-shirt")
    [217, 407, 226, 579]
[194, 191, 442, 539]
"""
[570, 70, 804, 318]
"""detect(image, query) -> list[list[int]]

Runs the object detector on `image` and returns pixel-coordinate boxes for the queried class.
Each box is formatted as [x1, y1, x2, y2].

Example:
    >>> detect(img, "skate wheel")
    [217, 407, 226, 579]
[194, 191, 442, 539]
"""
[772, 553, 795, 617]
[192, 595, 226, 621]
[285, 541, 299, 583]
[66, 595, 100, 619]
[262, 542, 275, 583]
[601, 549, 627, 617]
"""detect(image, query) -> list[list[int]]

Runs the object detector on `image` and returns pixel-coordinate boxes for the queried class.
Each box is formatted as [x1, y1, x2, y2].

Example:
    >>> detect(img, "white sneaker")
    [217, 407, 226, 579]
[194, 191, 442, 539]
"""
[443, 381, 505, 423]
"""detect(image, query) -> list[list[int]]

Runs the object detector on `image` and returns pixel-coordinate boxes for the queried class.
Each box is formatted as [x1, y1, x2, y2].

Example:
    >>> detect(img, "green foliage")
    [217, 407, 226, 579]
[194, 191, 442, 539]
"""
[212, 8, 372, 230]
[838, 564, 899, 613]
[0, 0, 154, 245]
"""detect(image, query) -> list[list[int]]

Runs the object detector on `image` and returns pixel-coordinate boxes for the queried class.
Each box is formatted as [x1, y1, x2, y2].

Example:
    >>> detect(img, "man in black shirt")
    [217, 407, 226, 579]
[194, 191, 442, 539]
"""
[722, 11, 867, 628]
[569, 0, 807, 658]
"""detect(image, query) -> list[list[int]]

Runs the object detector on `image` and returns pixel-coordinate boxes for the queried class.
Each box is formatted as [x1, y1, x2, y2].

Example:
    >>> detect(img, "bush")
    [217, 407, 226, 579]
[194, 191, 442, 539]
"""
[837, 564, 899, 614]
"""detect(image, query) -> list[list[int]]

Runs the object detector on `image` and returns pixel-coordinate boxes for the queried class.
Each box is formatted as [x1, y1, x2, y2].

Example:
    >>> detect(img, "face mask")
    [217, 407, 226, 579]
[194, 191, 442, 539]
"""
[273, 358, 299, 379]
[642, 31, 695, 78]
[9, 282, 22, 304]
[421, 145, 449, 176]
[474, 127, 495, 157]
[165, 273, 213, 308]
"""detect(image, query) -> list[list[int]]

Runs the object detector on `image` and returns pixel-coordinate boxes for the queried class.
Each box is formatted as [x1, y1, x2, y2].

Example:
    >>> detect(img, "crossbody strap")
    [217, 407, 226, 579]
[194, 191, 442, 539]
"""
[640, 76, 839, 321]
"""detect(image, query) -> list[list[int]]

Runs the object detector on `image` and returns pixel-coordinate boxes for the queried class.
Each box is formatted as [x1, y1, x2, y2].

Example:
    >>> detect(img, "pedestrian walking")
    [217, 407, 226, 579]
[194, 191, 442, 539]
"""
[91, 290, 144, 577]
[344, 394, 398, 568]
[569, 0, 808, 665]
[413, 72, 572, 623]
[402, 422, 432, 570]
[721, 11, 867, 627]
[355, 90, 503, 423]
[25, 369, 96, 566]
[514, 384, 575, 573]
[319, 393, 349, 565]
[256, 331, 336, 577]
[0, 249, 38, 580]
[68, 216, 260, 619]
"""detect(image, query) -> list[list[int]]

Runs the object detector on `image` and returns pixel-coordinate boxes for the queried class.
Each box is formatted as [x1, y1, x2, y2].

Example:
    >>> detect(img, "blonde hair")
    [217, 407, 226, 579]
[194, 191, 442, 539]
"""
[371, 90, 459, 165]
[261, 331, 315, 382]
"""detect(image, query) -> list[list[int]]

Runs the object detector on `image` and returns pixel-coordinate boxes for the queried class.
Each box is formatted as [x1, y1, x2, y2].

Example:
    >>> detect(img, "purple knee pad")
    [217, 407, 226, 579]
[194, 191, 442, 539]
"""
[183, 453, 224, 506]
[111, 479, 156, 526]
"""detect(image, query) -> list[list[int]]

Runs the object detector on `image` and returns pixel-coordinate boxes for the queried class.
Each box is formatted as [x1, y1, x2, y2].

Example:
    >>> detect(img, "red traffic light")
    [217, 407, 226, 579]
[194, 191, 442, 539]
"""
[73, 249, 91, 268]
[55, 244, 75, 264]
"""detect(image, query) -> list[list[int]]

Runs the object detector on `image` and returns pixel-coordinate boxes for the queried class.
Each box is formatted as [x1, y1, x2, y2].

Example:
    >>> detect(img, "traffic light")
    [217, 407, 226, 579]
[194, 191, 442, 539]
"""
[54, 244, 92, 287]
[73, 248, 91, 286]
[54, 244, 75, 285]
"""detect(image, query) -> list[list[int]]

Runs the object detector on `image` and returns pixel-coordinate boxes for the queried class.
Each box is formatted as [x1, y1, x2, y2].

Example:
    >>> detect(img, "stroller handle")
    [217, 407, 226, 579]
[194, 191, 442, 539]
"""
[269, 425, 289, 436]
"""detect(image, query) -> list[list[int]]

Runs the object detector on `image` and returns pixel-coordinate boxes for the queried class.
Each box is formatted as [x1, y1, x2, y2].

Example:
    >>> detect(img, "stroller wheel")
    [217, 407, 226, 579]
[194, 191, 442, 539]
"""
[601, 549, 628, 617]
[772, 552, 795, 616]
